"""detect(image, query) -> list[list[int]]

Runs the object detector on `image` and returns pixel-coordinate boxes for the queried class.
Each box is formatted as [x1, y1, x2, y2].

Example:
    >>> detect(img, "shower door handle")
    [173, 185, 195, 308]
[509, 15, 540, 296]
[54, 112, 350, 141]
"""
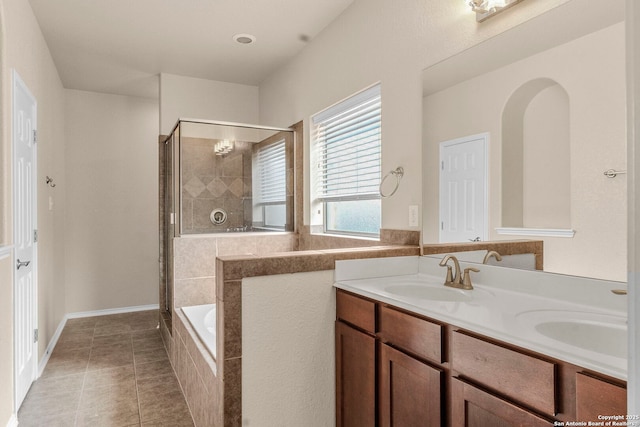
[16, 259, 31, 270]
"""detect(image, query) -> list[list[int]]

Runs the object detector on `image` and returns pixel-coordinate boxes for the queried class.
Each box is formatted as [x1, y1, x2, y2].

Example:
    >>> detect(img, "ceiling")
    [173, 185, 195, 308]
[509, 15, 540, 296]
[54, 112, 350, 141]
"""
[28, 0, 354, 99]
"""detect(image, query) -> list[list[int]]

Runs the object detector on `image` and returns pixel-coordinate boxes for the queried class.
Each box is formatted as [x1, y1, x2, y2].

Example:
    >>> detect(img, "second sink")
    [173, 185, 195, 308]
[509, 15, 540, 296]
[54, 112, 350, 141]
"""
[516, 310, 627, 359]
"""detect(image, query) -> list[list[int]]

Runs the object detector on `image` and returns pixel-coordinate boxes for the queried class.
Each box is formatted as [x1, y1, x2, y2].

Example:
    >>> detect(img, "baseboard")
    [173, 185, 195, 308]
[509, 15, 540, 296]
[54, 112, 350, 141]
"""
[66, 304, 159, 319]
[38, 304, 160, 376]
[37, 316, 67, 377]
[5, 413, 18, 427]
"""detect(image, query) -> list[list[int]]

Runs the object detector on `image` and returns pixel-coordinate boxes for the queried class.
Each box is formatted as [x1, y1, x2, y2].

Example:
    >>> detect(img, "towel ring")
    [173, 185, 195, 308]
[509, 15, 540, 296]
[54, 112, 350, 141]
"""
[379, 167, 404, 198]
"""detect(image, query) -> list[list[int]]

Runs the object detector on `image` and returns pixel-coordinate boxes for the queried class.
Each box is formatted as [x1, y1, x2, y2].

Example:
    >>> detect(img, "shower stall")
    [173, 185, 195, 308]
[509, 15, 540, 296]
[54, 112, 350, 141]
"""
[159, 119, 295, 318]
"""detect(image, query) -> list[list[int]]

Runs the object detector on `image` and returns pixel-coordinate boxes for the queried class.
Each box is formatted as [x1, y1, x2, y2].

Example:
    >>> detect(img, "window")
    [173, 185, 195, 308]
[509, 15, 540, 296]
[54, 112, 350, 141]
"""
[253, 138, 287, 230]
[312, 84, 381, 237]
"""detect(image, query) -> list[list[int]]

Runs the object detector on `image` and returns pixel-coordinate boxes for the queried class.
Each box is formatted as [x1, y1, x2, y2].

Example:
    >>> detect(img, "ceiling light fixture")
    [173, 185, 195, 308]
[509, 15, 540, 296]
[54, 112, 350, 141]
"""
[468, 0, 524, 22]
[233, 33, 256, 45]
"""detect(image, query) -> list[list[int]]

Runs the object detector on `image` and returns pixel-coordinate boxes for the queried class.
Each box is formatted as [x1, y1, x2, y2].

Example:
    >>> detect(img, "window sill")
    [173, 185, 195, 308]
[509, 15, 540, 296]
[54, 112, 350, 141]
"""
[495, 227, 575, 238]
[311, 231, 380, 242]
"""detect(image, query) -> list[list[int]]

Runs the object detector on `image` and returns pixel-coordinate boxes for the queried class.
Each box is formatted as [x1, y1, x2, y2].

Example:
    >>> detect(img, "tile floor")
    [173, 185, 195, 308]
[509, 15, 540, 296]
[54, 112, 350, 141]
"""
[17, 310, 195, 427]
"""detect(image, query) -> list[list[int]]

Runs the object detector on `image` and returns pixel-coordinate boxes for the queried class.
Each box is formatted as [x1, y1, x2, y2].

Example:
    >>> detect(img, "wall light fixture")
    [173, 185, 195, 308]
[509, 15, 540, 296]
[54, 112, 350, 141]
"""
[468, 0, 524, 22]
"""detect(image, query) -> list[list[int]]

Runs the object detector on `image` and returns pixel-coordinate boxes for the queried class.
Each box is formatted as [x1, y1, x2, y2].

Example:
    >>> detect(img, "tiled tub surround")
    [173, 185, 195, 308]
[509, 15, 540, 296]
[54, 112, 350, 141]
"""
[173, 310, 221, 427]
[170, 232, 298, 311]
[334, 255, 627, 380]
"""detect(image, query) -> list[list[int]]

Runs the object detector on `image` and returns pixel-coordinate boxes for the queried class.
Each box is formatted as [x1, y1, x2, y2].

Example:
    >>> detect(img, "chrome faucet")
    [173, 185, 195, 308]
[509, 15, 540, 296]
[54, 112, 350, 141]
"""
[483, 250, 502, 264]
[439, 255, 479, 290]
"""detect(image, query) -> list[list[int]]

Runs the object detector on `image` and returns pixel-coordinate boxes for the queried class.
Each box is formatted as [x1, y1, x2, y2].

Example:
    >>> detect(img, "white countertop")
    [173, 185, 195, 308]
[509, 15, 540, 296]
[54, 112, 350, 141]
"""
[334, 255, 628, 380]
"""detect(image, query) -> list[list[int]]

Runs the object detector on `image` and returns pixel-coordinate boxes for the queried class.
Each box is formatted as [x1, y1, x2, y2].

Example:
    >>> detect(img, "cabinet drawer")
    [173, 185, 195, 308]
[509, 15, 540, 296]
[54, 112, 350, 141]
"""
[451, 330, 557, 416]
[378, 305, 443, 363]
[576, 372, 626, 421]
[336, 290, 376, 333]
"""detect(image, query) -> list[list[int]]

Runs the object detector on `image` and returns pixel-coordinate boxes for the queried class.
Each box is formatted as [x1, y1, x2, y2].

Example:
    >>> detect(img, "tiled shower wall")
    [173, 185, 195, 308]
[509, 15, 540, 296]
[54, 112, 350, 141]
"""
[182, 137, 253, 234]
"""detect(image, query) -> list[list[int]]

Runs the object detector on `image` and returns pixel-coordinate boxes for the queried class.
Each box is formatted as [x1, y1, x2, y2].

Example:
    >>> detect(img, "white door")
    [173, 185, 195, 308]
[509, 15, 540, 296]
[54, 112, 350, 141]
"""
[439, 134, 488, 243]
[13, 70, 37, 410]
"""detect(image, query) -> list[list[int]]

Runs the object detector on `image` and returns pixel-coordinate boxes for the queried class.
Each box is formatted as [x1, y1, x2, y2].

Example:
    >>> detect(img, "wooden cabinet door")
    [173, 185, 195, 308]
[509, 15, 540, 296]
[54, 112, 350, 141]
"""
[451, 378, 553, 427]
[379, 343, 442, 427]
[336, 321, 376, 427]
[576, 373, 626, 421]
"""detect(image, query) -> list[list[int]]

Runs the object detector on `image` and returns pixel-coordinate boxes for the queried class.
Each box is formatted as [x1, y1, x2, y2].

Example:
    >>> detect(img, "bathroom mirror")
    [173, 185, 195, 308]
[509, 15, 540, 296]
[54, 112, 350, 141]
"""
[421, 0, 626, 281]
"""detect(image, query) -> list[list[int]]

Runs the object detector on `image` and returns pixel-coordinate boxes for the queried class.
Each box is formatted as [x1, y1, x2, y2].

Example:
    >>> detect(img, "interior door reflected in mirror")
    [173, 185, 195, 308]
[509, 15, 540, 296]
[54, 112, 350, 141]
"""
[421, 0, 626, 281]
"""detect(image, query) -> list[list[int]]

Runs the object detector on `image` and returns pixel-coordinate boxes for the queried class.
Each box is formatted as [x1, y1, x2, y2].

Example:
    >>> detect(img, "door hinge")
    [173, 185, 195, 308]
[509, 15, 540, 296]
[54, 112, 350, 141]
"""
[34, 229, 38, 243]
[33, 129, 37, 144]
[441, 161, 444, 170]
[34, 329, 39, 343]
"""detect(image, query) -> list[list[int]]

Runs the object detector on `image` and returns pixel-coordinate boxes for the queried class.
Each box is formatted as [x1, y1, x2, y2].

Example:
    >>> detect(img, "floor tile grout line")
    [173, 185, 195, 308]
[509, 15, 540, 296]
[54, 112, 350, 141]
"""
[73, 322, 95, 427]
[133, 330, 144, 426]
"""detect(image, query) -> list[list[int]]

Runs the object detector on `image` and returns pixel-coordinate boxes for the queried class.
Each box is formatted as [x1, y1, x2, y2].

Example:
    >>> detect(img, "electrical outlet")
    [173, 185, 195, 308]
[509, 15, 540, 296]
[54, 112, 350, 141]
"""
[409, 205, 419, 227]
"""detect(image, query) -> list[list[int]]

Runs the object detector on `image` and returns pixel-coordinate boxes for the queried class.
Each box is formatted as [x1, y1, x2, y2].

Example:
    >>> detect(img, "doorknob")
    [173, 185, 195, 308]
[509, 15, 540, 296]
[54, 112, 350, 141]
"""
[16, 259, 31, 270]
[468, 237, 481, 242]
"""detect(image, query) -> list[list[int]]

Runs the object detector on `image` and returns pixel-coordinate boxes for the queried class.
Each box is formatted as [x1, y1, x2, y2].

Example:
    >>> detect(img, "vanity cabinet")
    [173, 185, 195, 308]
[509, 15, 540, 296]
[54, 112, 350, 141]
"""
[336, 290, 444, 427]
[335, 289, 627, 427]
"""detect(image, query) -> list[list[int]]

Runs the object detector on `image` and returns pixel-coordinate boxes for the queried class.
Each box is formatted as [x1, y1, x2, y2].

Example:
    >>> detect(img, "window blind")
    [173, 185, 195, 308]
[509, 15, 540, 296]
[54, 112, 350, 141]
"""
[312, 85, 381, 201]
[254, 139, 286, 204]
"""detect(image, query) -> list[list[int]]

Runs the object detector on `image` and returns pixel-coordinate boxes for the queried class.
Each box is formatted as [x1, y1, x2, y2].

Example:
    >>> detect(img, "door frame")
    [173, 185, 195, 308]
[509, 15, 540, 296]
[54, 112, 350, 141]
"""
[438, 133, 489, 243]
[12, 69, 38, 412]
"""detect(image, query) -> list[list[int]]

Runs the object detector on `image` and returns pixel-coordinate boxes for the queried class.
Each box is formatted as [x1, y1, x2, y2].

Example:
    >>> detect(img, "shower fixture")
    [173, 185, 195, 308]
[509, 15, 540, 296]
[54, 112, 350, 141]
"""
[214, 140, 234, 156]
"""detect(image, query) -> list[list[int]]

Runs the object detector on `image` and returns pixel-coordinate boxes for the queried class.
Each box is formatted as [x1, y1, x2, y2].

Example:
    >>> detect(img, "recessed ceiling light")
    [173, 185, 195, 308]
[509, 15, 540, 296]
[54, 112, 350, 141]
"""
[233, 34, 256, 45]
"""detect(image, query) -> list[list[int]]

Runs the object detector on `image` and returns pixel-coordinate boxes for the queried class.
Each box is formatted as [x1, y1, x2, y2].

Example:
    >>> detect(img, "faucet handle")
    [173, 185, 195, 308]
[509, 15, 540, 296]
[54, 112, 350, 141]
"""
[443, 265, 453, 284]
[462, 267, 480, 289]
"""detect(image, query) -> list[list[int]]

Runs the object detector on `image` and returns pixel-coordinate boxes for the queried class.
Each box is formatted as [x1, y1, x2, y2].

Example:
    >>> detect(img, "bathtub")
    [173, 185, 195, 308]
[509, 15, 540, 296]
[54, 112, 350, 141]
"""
[181, 304, 216, 360]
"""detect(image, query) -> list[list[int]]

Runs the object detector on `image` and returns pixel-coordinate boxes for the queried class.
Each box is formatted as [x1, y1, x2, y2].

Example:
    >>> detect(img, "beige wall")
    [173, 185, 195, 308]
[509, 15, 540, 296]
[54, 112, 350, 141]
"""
[64, 89, 159, 312]
[423, 23, 626, 280]
[159, 73, 259, 135]
[258, 0, 573, 232]
[242, 270, 335, 427]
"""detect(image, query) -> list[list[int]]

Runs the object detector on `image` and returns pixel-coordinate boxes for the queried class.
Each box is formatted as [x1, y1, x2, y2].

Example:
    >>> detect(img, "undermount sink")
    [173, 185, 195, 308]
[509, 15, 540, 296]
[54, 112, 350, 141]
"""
[517, 310, 627, 359]
[384, 282, 473, 302]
